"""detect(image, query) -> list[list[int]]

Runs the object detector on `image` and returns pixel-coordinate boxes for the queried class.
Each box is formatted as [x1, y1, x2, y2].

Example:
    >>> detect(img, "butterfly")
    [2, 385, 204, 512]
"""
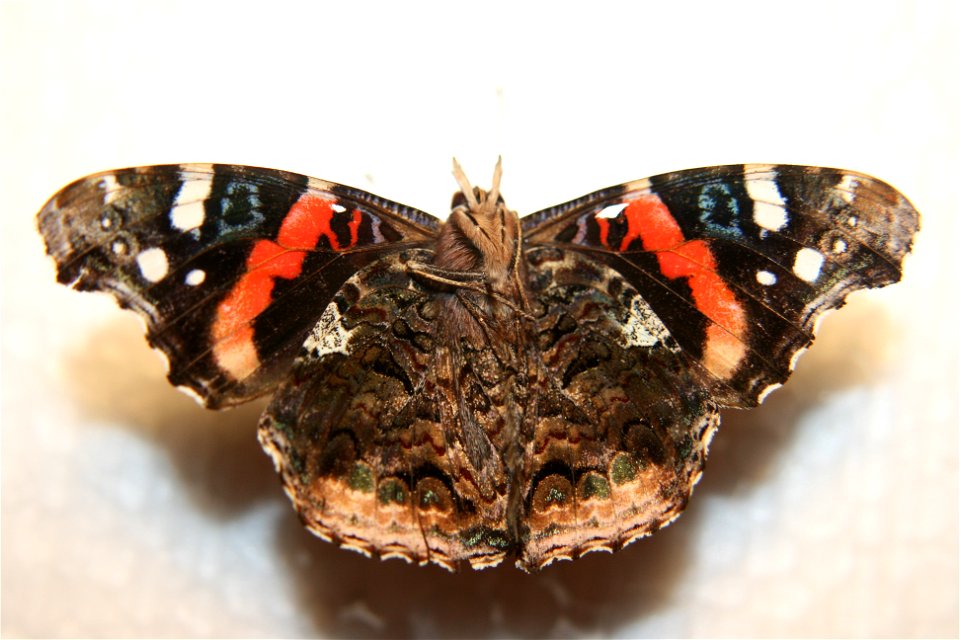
[38, 159, 919, 570]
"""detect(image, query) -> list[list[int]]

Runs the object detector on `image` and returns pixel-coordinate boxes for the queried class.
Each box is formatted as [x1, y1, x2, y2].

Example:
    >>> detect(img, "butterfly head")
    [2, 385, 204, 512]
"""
[434, 158, 521, 288]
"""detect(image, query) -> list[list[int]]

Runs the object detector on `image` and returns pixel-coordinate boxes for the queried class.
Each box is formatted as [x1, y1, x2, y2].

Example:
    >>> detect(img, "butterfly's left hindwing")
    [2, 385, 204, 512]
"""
[523, 164, 919, 407]
[38, 164, 440, 408]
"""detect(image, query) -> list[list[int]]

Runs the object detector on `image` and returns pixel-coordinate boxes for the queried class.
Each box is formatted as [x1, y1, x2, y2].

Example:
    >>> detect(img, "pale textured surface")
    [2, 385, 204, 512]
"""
[2, 2, 957, 638]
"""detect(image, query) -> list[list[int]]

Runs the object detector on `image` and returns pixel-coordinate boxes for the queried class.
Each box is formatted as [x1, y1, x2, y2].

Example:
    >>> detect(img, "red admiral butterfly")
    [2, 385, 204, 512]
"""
[38, 160, 918, 571]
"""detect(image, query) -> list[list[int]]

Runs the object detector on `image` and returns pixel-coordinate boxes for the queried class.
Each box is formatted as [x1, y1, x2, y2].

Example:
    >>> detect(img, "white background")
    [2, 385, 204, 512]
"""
[2, 1, 957, 637]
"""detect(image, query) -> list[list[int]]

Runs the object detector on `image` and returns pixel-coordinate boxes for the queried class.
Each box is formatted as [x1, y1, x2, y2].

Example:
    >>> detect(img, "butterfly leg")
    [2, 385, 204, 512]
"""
[408, 263, 534, 320]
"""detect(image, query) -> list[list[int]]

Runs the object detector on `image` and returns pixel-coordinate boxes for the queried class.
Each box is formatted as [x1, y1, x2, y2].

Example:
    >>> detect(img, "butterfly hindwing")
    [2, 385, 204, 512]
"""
[258, 248, 517, 570]
[517, 247, 720, 568]
[522, 164, 920, 407]
[38, 164, 440, 408]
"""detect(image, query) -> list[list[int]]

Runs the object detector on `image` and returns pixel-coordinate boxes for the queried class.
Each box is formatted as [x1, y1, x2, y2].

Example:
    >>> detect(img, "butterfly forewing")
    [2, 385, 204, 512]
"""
[38, 164, 440, 408]
[522, 164, 920, 407]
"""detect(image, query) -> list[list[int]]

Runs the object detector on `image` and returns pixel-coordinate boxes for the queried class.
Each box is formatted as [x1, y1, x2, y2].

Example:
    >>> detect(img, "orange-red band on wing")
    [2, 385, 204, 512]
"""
[618, 195, 747, 379]
[212, 195, 355, 380]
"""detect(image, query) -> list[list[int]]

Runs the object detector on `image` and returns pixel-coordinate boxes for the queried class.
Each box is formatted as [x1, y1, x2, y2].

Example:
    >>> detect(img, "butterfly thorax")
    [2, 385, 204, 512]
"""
[415, 159, 529, 354]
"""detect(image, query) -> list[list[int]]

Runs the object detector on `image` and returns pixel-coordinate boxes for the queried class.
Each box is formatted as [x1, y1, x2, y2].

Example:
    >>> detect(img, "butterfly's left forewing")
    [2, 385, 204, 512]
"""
[38, 164, 440, 408]
[523, 164, 919, 407]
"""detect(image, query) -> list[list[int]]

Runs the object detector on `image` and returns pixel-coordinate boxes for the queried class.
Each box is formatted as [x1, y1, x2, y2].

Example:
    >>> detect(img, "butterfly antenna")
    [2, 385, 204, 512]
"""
[486, 156, 503, 213]
[452, 158, 481, 212]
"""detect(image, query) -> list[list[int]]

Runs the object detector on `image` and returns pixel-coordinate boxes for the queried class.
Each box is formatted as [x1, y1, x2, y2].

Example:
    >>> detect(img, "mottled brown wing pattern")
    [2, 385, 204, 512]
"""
[258, 249, 515, 570]
[518, 247, 718, 568]
[258, 244, 719, 570]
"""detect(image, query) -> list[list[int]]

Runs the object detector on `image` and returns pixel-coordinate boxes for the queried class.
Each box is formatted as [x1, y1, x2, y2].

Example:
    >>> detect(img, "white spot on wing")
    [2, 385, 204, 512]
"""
[332, 203, 347, 213]
[185, 269, 206, 286]
[597, 203, 628, 219]
[170, 173, 213, 231]
[304, 302, 355, 357]
[621, 295, 672, 348]
[136, 247, 169, 282]
[756, 270, 777, 286]
[753, 202, 788, 231]
[837, 175, 858, 203]
[100, 213, 114, 230]
[100, 175, 121, 204]
[746, 175, 789, 231]
[793, 247, 824, 282]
